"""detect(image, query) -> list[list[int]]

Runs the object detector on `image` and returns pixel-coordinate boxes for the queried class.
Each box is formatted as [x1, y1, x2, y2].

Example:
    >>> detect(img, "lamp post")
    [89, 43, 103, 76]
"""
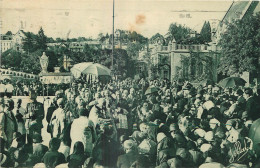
[111, 0, 115, 76]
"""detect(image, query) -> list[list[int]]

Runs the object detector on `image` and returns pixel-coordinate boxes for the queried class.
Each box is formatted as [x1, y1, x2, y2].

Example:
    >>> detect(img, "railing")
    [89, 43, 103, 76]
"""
[0, 68, 38, 79]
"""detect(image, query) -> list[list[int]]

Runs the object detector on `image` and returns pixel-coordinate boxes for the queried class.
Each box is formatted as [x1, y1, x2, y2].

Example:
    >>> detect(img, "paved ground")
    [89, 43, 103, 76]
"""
[12, 96, 54, 146]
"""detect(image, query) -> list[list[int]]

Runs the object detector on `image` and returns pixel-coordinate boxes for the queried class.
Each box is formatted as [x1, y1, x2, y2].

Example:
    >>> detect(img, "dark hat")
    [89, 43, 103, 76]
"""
[33, 133, 43, 143]
[169, 123, 179, 132]
[244, 88, 253, 95]
[236, 89, 243, 96]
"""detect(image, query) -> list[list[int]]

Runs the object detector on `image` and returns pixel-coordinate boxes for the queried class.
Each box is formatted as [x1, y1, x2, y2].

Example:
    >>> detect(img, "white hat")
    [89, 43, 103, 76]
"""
[204, 131, 214, 142]
[209, 118, 220, 126]
[200, 143, 212, 153]
[57, 98, 64, 106]
[157, 133, 166, 143]
[203, 101, 215, 111]
[123, 139, 136, 149]
[245, 120, 253, 127]
[194, 128, 206, 138]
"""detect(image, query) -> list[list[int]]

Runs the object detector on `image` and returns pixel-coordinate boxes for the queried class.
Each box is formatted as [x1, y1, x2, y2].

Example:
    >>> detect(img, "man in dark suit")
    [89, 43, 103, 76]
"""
[244, 88, 259, 121]
[235, 89, 246, 117]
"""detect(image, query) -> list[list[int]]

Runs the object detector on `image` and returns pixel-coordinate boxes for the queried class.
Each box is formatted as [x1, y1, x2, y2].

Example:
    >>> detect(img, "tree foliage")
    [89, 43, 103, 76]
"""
[36, 27, 47, 50]
[1, 49, 22, 70]
[5, 31, 12, 36]
[166, 23, 192, 44]
[20, 50, 42, 74]
[200, 21, 212, 43]
[218, 13, 260, 76]
[150, 33, 165, 44]
[23, 32, 36, 53]
[126, 42, 144, 59]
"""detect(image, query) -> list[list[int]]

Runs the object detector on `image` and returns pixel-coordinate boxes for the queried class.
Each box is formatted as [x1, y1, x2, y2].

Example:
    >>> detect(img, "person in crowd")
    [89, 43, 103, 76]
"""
[117, 139, 138, 168]
[24, 90, 44, 144]
[50, 98, 66, 138]
[0, 99, 17, 148]
[70, 108, 96, 156]
[58, 135, 71, 161]
[244, 88, 259, 120]
[5, 79, 14, 98]
[31, 133, 48, 165]
[14, 99, 26, 137]
[2, 77, 260, 167]
[67, 141, 87, 168]
[42, 138, 65, 168]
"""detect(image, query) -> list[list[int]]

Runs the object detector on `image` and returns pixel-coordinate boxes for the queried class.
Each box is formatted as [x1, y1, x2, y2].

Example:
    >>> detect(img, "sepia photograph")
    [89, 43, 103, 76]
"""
[0, 0, 260, 167]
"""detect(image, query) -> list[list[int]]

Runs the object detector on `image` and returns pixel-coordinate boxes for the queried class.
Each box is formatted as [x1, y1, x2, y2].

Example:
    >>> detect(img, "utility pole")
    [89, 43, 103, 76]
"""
[112, 0, 115, 74]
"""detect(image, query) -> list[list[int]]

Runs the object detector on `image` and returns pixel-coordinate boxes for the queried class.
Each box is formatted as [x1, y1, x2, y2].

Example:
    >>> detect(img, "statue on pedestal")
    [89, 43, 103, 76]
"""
[40, 52, 49, 73]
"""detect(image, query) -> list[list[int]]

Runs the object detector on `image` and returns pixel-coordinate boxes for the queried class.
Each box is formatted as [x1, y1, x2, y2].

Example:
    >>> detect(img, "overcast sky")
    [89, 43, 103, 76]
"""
[0, 0, 233, 39]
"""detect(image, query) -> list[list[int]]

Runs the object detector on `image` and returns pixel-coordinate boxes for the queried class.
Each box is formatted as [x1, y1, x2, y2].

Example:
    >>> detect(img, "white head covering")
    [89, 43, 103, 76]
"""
[204, 131, 214, 142]
[200, 143, 212, 153]
[157, 133, 166, 143]
[194, 128, 206, 138]
[203, 101, 215, 111]
[209, 118, 220, 126]
[123, 139, 136, 149]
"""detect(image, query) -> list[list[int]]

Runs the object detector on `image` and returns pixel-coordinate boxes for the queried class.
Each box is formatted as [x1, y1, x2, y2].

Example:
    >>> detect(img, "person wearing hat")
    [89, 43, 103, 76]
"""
[14, 99, 26, 136]
[225, 119, 240, 144]
[50, 98, 66, 138]
[117, 139, 138, 168]
[244, 88, 259, 120]
[89, 98, 108, 127]
[24, 90, 44, 143]
[5, 79, 14, 98]
[235, 89, 246, 114]
[0, 99, 17, 148]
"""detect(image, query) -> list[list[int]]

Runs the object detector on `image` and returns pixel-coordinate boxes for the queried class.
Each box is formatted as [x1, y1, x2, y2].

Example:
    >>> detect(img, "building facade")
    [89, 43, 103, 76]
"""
[0, 38, 12, 53]
[0, 30, 26, 53]
[148, 39, 220, 82]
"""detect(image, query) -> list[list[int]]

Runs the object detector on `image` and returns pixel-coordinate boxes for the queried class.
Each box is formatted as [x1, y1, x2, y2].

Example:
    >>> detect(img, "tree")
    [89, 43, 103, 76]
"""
[23, 32, 36, 53]
[166, 23, 192, 44]
[20, 50, 42, 74]
[150, 33, 165, 44]
[218, 12, 260, 76]
[200, 21, 211, 43]
[126, 42, 143, 59]
[5, 31, 12, 36]
[36, 27, 47, 50]
[1, 49, 22, 70]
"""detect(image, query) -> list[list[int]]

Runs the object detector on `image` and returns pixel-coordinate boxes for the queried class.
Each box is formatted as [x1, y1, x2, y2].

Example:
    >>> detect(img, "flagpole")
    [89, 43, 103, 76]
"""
[112, 0, 115, 74]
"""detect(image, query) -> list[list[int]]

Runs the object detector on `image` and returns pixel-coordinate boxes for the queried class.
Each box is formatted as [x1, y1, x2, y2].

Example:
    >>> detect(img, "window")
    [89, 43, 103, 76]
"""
[164, 70, 168, 79]
[139, 66, 142, 73]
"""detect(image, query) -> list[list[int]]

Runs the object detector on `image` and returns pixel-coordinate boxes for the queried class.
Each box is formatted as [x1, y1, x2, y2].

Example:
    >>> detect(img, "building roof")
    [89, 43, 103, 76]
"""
[14, 29, 26, 38]
[221, 1, 259, 24]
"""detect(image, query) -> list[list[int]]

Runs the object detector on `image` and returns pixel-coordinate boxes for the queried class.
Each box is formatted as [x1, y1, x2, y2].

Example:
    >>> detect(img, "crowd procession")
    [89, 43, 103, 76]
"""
[0, 78, 260, 168]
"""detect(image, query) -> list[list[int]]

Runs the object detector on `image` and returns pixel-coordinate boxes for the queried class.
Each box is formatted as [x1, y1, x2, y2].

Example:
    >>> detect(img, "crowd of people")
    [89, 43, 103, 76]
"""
[0, 77, 260, 168]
